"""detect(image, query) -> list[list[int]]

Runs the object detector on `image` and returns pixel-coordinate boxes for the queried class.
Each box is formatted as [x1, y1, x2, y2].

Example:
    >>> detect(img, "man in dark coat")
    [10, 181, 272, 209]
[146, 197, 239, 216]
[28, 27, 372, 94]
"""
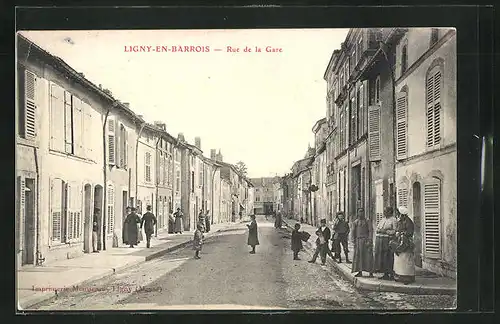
[247, 214, 259, 254]
[291, 223, 303, 260]
[141, 205, 157, 248]
[124, 207, 141, 248]
[309, 219, 335, 265]
[332, 211, 351, 263]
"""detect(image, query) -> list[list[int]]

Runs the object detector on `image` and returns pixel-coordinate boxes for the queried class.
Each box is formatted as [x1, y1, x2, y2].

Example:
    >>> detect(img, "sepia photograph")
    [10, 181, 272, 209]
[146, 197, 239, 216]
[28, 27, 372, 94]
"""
[16, 27, 457, 311]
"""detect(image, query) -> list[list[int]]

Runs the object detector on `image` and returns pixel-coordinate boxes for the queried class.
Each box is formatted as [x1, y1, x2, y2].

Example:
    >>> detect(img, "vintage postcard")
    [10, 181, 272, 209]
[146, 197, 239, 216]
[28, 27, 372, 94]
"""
[16, 28, 457, 311]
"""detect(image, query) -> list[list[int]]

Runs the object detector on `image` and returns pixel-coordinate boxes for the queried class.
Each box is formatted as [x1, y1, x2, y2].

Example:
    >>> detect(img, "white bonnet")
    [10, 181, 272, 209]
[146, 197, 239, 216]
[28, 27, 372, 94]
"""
[398, 206, 408, 215]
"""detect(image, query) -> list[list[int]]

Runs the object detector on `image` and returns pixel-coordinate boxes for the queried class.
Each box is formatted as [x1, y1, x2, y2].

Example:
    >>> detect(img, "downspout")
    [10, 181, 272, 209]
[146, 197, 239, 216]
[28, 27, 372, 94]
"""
[134, 121, 147, 209]
[211, 166, 218, 225]
[155, 135, 161, 237]
[102, 109, 110, 251]
[34, 147, 44, 265]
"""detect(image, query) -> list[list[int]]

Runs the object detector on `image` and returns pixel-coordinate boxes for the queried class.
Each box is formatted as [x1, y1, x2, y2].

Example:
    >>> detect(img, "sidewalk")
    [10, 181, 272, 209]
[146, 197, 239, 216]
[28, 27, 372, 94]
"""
[17, 221, 241, 310]
[282, 219, 456, 295]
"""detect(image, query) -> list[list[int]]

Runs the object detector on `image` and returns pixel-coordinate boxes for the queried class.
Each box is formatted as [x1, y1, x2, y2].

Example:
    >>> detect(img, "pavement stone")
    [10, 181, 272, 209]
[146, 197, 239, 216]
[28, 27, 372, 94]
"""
[281, 219, 456, 296]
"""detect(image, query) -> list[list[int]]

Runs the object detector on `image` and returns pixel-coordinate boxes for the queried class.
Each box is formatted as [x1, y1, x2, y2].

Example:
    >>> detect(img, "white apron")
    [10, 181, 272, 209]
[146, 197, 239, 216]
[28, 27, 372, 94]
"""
[394, 251, 415, 276]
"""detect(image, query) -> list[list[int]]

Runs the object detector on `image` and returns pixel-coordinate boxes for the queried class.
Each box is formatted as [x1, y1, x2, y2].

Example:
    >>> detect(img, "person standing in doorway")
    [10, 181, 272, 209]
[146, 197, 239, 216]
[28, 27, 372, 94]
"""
[352, 208, 374, 278]
[141, 205, 157, 248]
[205, 210, 211, 233]
[374, 206, 398, 280]
[332, 211, 350, 263]
[92, 207, 100, 253]
[308, 219, 335, 265]
[247, 214, 259, 254]
[173, 208, 184, 234]
[124, 207, 141, 248]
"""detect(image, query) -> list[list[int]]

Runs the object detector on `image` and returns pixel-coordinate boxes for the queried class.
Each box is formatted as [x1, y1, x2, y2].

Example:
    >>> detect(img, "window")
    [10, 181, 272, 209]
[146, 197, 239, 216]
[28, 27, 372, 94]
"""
[430, 29, 439, 45]
[107, 118, 116, 164]
[176, 170, 181, 192]
[159, 155, 164, 185]
[396, 90, 408, 159]
[401, 44, 408, 74]
[397, 186, 409, 209]
[119, 124, 127, 168]
[357, 34, 363, 62]
[107, 183, 114, 234]
[423, 178, 441, 258]
[339, 110, 345, 150]
[426, 66, 442, 148]
[50, 179, 83, 243]
[368, 104, 381, 161]
[357, 85, 365, 138]
[375, 76, 381, 103]
[350, 96, 357, 145]
[145, 152, 151, 182]
[50, 178, 63, 242]
[345, 61, 350, 83]
[191, 171, 195, 192]
[18, 68, 37, 139]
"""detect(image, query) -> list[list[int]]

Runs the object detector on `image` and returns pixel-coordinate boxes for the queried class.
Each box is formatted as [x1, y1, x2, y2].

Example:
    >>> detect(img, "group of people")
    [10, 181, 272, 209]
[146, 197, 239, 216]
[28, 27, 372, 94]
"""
[291, 206, 416, 284]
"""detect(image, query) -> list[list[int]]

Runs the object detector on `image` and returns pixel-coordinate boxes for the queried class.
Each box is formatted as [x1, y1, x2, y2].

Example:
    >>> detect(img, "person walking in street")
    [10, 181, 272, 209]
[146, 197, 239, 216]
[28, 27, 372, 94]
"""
[205, 210, 211, 233]
[173, 208, 184, 234]
[124, 207, 141, 248]
[92, 207, 100, 253]
[141, 205, 157, 248]
[391, 206, 416, 285]
[374, 206, 398, 280]
[291, 223, 303, 260]
[193, 223, 204, 259]
[352, 208, 374, 277]
[308, 219, 335, 265]
[274, 210, 282, 229]
[332, 211, 350, 263]
[247, 214, 259, 254]
[198, 209, 206, 233]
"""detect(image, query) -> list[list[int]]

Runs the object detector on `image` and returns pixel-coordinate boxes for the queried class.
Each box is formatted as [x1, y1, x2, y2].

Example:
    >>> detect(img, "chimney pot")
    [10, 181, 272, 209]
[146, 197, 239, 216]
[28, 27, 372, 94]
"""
[178, 133, 185, 142]
[210, 149, 216, 160]
[194, 137, 201, 149]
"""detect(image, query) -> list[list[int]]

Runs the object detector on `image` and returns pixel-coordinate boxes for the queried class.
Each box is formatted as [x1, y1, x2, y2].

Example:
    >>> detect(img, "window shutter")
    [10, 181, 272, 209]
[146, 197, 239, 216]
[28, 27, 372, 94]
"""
[118, 125, 124, 167]
[397, 187, 408, 208]
[64, 91, 74, 154]
[108, 117, 116, 164]
[73, 97, 84, 157]
[426, 69, 442, 148]
[107, 184, 115, 234]
[423, 179, 441, 258]
[124, 128, 128, 168]
[368, 105, 381, 161]
[396, 91, 408, 160]
[432, 70, 442, 146]
[17, 177, 26, 252]
[375, 181, 383, 226]
[50, 178, 63, 242]
[24, 70, 37, 138]
[50, 83, 65, 151]
[65, 182, 73, 242]
[83, 102, 93, 159]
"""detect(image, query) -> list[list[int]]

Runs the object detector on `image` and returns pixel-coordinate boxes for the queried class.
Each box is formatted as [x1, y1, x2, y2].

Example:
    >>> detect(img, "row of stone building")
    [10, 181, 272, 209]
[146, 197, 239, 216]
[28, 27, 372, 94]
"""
[15, 34, 254, 268]
[279, 28, 456, 278]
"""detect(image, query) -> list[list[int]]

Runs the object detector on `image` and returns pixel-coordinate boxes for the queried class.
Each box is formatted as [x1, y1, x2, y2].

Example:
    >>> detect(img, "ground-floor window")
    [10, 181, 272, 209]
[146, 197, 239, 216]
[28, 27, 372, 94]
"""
[50, 178, 84, 243]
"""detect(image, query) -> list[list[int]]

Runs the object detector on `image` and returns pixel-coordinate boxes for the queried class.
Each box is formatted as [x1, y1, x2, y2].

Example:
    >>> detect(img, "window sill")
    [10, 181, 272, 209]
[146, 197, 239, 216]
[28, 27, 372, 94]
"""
[49, 149, 95, 163]
[17, 136, 39, 148]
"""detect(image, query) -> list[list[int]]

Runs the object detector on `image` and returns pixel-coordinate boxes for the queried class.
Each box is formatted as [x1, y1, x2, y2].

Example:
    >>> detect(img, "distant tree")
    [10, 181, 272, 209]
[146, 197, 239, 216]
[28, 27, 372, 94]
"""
[235, 161, 248, 176]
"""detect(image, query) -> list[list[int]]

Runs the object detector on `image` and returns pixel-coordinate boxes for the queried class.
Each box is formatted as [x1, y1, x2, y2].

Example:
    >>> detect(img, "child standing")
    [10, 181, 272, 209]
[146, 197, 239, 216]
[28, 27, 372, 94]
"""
[193, 224, 204, 259]
[291, 223, 303, 260]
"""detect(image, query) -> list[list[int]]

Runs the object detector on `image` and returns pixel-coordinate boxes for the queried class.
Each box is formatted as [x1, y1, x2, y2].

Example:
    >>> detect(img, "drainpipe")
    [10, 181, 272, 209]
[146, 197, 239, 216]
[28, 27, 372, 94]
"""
[135, 121, 147, 209]
[155, 135, 161, 237]
[34, 147, 44, 265]
[102, 109, 110, 251]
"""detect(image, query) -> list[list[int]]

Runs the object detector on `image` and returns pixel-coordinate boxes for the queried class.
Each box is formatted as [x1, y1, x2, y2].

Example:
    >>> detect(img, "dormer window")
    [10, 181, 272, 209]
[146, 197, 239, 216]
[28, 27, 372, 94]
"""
[401, 43, 408, 74]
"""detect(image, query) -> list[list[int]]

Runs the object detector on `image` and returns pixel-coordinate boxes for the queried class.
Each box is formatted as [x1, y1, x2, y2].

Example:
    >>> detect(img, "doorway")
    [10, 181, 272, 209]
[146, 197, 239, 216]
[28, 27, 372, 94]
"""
[412, 182, 423, 267]
[23, 178, 35, 265]
[351, 165, 361, 221]
[93, 185, 103, 250]
[83, 184, 92, 253]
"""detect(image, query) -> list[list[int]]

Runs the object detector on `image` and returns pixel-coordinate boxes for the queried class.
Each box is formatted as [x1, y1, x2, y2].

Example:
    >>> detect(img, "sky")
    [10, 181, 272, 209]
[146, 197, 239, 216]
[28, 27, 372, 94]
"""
[20, 29, 349, 178]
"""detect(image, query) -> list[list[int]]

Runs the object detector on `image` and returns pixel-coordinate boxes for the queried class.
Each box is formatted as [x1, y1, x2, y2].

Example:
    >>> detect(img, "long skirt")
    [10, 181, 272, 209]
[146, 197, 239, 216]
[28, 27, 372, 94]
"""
[394, 251, 415, 284]
[137, 224, 143, 243]
[174, 217, 183, 233]
[352, 238, 374, 273]
[374, 236, 394, 273]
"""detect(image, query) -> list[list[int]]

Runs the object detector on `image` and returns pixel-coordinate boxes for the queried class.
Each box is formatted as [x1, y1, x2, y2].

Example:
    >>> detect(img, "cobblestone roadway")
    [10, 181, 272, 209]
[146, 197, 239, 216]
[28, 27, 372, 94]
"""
[34, 216, 455, 310]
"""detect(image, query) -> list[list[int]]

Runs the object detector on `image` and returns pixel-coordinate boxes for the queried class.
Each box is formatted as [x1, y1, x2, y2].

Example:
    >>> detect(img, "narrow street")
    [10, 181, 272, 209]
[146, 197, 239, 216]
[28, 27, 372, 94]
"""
[33, 216, 455, 310]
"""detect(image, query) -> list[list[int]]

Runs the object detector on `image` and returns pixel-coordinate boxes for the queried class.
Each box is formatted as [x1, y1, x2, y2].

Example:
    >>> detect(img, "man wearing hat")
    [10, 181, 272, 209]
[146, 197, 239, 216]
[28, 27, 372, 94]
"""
[92, 207, 100, 253]
[392, 206, 416, 284]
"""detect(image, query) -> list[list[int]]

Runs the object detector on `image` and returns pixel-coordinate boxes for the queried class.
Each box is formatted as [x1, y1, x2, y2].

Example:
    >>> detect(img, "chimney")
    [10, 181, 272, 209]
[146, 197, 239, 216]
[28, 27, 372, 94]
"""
[154, 121, 166, 131]
[99, 84, 102, 89]
[194, 137, 201, 149]
[216, 149, 223, 162]
[123, 102, 130, 108]
[210, 149, 216, 160]
[178, 133, 185, 142]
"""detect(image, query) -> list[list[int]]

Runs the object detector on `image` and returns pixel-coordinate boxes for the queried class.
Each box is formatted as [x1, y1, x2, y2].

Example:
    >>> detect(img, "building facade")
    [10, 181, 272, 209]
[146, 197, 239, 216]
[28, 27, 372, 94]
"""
[250, 177, 275, 215]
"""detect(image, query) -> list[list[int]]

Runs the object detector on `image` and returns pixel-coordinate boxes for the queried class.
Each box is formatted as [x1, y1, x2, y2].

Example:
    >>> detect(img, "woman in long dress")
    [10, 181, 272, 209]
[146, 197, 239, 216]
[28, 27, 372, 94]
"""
[374, 206, 398, 280]
[173, 208, 184, 234]
[124, 207, 141, 248]
[351, 208, 374, 278]
[391, 206, 416, 284]
[247, 214, 259, 254]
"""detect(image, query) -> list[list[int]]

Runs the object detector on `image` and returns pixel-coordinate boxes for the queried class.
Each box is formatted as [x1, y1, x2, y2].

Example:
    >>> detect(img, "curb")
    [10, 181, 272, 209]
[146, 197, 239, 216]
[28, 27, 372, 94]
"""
[281, 220, 455, 296]
[20, 227, 229, 310]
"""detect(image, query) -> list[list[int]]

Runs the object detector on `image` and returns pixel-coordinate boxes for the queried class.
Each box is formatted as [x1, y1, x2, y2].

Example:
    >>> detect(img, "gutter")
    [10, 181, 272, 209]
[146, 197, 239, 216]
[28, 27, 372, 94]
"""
[34, 147, 44, 265]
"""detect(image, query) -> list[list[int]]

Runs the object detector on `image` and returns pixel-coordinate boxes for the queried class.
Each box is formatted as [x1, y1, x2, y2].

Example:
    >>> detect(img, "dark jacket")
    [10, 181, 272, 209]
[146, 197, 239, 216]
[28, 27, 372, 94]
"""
[315, 226, 331, 245]
[141, 212, 157, 235]
[333, 219, 350, 239]
[291, 229, 303, 252]
[247, 220, 259, 246]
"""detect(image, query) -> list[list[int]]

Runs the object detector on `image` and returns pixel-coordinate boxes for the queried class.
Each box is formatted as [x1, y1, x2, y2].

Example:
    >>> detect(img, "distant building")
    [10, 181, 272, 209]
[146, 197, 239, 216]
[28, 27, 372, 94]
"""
[250, 177, 276, 215]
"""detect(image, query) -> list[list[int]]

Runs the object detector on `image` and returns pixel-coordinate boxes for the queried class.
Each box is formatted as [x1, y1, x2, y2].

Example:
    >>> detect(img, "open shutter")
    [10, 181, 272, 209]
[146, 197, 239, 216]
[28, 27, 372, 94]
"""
[17, 177, 26, 252]
[64, 91, 74, 154]
[65, 182, 74, 242]
[426, 69, 442, 148]
[82, 102, 93, 159]
[107, 184, 115, 234]
[50, 83, 65, 151]
[397, 187, 409, 209]
[368, 105, 381, 161]
[108, 117, 116, 165]
[396, 91, 408, 160]
[50, 179, 63, 242]
[375, 181, 383, 226]
[123, 128, 128, 168]
[73, 97, 84, 157]
[24, 70, 37, 139]
[423, 178, 441, 258]
[432, 70, 442, 146]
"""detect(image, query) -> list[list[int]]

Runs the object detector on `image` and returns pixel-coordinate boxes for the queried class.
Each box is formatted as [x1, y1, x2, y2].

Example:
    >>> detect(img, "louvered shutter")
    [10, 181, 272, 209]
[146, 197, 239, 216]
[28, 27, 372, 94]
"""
[51, 179, 63, 242]
[118, 125, 124, 167]
[82, 102, 93, 159]
[426, 69, 442, 148]
[24, 70, 37, 139]
[64, 91, 74, 154]
[50, 83, 65, 151]
[123, 128, 128, 168]
[423, 179, 441, 258]
[17, 177, 25, 252]
[65, 182, 74, 242]
[368, 105, 381, 161]
[375, 181, 383, 226]
[108, 117, 116, 165]
[107, 184, 115, 234]
[397, 187, 409, 208]
[396, 91, 408, 159]
[73, 97, 84, 157]
[432, 71, 442, 146]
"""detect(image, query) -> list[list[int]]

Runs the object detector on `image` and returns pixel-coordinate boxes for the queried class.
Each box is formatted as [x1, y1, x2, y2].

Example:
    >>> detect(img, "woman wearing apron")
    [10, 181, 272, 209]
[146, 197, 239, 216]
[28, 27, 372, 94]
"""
[391, 206, 416, 284]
